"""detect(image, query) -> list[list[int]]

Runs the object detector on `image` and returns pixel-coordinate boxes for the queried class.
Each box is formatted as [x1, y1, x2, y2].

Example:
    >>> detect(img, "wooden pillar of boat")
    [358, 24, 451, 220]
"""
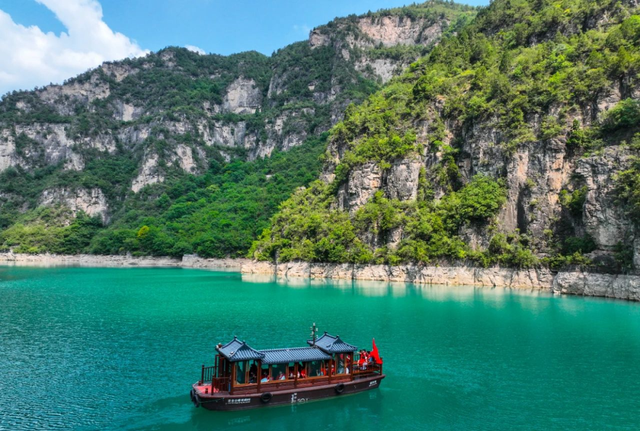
[294, 363, 298, 388]
[349, 354, 354, 382]
[231, 362, 236, 395]
[212, 355, 218, 393]
[256, 360, 261, 392]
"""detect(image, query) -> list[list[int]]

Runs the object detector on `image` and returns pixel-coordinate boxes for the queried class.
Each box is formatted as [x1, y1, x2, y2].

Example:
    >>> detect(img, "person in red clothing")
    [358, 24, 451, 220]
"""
[358, 350, 367, 370]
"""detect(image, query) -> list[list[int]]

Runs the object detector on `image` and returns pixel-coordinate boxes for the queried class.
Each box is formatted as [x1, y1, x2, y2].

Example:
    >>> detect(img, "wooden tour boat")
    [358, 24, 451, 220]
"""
[190, 324, 385, 410]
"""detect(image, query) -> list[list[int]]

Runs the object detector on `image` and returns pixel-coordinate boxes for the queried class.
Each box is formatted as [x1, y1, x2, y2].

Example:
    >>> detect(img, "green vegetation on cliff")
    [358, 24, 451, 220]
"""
[251, 0, 640, 270]
[250, 175, 518, 266]
[0, 135, 326, 257]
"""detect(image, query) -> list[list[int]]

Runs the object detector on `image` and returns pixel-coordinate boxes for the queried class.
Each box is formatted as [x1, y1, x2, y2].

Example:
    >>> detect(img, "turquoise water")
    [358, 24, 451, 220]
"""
[1, 267, 640, 430]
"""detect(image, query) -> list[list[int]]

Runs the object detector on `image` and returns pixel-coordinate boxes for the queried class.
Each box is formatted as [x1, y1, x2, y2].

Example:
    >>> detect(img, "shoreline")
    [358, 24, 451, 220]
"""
[241, 261, 640, 302]
[1, 253, 639, 302]
[0, 252, 247, 271]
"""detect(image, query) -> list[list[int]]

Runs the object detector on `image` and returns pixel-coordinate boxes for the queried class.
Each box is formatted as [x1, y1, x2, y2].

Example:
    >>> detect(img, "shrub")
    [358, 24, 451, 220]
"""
[601, 99, 640, 132]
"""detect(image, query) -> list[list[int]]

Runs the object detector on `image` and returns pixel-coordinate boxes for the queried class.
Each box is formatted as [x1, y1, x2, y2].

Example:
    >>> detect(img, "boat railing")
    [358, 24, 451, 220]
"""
[212, 377, 231, 393]
[200, 364, 217, 384]
[350, 360, 383, 377]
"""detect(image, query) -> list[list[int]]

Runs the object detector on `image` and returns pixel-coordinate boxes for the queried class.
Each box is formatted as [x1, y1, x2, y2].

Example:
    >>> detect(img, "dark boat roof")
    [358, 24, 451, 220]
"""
[217, 332, 356, 363]
[217, 337, 264, 361]
[308, 332, 357, 353]
[261, 347, 331, 364]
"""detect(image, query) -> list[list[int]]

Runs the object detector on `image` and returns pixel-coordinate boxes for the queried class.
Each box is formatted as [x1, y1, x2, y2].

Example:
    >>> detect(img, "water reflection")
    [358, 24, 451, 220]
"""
[242, 273, 562, 304]
[129, 390, 384, 431]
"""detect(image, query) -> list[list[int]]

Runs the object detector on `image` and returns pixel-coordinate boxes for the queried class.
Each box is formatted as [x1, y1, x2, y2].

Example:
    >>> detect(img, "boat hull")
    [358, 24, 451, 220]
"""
[192, 374, 385, 411]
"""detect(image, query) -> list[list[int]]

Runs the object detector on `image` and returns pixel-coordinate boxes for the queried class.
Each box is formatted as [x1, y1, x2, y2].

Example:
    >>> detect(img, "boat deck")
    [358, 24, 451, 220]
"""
[194, 370, 380, 397]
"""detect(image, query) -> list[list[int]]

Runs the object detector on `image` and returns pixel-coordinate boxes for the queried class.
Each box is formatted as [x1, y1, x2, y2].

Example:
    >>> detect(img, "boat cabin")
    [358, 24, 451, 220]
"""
[196, 332, 383, 396]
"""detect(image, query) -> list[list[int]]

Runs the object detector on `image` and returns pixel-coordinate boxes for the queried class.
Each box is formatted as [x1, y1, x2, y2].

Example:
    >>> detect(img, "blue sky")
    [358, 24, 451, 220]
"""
[0, 0, 488, 95]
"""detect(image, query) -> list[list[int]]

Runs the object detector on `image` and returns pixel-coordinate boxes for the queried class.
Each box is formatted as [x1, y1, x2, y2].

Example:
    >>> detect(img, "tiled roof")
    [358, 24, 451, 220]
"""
[260, 347, 331, 365]
[216, 337, 264, 362]
[216, 331, 356, 363]
[308, 332, 357, 353]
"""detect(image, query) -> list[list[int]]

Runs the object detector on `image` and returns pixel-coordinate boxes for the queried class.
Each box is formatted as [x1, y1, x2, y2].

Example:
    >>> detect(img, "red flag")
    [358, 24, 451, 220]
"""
[371, 338, 383, 364]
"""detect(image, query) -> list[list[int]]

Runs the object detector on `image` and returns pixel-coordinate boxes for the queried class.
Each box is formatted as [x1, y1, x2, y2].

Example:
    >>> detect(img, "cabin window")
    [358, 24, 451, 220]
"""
[336, 354, 352, 375]
[309, 360, 325, 377]
[299, 362, 308, 378]
[287, 362, 296, 379]
[260, 364, 270, 382]
[235, 361, 247, 384]
[271, 363, 287, 381]
[248, 360, 258, 384]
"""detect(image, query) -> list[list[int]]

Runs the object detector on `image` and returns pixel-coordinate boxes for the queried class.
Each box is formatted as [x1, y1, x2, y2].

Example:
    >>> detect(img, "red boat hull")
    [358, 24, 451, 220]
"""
[191, 374, 385, 411]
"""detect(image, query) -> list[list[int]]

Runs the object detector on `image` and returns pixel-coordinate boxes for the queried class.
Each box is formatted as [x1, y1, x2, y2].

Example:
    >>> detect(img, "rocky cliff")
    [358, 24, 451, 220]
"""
[251, 0, 640, 274]
[241, 260, 640, 301]
[0, 1, 476, 257]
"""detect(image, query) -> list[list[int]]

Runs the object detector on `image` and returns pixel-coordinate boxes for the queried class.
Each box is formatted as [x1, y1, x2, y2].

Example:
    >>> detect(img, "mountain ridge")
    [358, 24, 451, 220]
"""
[0, 0, 476, 258]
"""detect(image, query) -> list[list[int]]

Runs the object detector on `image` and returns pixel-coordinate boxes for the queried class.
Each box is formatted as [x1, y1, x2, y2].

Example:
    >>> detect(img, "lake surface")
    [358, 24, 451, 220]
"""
[1, 266, 639, 430]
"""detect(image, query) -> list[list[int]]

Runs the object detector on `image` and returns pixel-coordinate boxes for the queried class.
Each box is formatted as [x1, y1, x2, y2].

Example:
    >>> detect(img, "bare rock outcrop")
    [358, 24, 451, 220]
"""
[337, 162, 382, 212]
[577, 147, 634, 250]
[223, 78, 262, 114]
[357, 15, 445, 47]
[0, 130, 17, 170]
[385, 160, 422, 201]
[40, 187, 109, 222]
[132, 153, 164, 193]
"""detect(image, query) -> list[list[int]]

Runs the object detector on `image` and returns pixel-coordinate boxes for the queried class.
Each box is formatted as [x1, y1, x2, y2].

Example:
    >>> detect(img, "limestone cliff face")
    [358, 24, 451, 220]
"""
[322, 87, 639, 266]
[40, 188, 109, 223]
[222, 78, 262, 114]
[310, 14, 448, 52]
[309, 0, 640, 271]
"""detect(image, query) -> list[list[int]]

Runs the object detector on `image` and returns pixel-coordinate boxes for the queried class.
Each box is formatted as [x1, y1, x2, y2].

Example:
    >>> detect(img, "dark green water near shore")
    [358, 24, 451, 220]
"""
[1, 266, 639, 430]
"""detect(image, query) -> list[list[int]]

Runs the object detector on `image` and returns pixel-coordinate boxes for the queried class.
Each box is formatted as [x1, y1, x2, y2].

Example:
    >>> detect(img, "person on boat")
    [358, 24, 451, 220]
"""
[299, 364, 307, 379]
[319, 363, 326, 376]
[261, 371, 270, 383]
[358, 351, 367, 370]
[277, 371, 286, 380]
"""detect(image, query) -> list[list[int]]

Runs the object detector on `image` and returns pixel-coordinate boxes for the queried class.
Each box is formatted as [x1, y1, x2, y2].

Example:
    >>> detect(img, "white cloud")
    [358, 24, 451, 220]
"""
[0, 0, 148, 96]
[185, 45, 205, 55]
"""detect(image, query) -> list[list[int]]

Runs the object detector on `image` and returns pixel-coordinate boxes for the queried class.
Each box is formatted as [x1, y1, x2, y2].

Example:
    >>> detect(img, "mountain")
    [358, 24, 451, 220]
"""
[251, 0, 640, 272]
[0, 1, 476, 257]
